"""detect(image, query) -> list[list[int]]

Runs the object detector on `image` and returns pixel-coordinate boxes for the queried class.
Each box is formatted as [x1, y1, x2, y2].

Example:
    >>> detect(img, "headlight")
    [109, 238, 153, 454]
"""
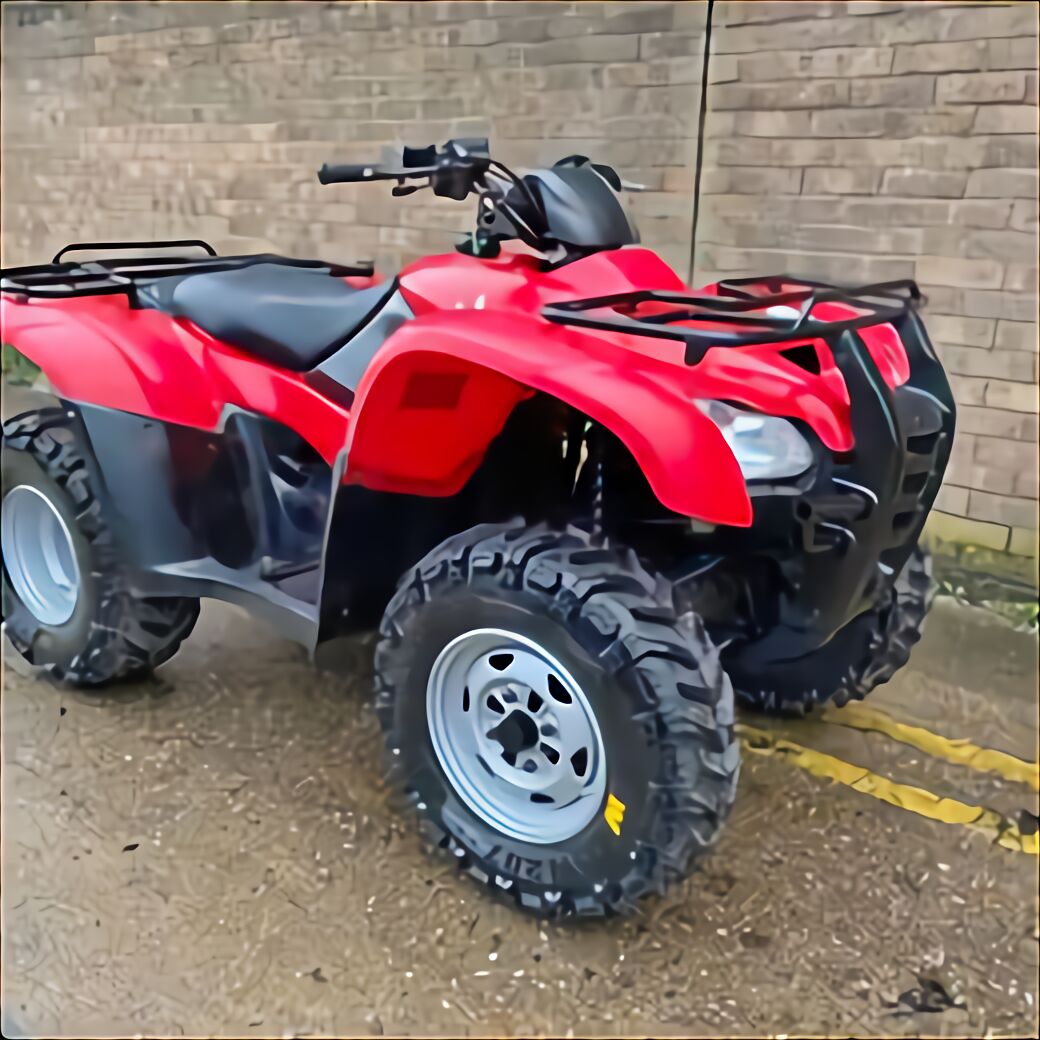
[695, 399, 814, 481]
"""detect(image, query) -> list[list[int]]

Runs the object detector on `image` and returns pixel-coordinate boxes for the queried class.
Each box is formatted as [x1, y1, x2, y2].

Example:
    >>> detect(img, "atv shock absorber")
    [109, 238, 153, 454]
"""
[590, 426, 606, 546]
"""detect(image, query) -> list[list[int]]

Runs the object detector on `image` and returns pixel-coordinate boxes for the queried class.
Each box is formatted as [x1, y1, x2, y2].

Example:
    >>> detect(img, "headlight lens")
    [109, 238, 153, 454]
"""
[695, 399, 814, 481]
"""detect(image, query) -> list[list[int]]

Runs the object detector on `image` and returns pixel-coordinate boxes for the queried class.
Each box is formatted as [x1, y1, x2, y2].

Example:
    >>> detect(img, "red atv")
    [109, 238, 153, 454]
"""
[1, 139, 953, 915]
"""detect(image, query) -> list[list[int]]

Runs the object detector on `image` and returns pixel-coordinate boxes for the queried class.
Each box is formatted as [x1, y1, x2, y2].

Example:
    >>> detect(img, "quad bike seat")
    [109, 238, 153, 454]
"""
[138, 262, 396, 371]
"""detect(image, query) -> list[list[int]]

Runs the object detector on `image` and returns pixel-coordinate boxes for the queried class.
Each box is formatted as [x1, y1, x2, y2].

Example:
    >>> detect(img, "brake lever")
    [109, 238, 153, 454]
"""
[392, 183, 421, 197]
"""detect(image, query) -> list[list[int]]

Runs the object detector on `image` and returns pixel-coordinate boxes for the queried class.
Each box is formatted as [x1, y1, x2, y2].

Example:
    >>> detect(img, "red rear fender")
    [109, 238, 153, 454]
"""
[1, 295, 353, 464]
[346, 312, 753, 526]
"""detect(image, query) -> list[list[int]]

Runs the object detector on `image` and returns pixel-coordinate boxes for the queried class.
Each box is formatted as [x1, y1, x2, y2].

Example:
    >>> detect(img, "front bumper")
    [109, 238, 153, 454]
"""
[727, 307, 955, 672]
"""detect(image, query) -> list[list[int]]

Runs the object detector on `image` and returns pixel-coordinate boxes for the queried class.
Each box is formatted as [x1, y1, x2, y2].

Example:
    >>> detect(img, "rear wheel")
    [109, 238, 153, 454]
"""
[2, 409, 199, 687]
[731, 544, 933, 715]
[375, 520, 739, 917]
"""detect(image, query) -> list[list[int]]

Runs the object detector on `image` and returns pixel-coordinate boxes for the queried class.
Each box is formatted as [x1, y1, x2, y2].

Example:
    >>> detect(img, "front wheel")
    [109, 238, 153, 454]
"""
[730, 544, 934, 715]
[375, 520, 739, 917]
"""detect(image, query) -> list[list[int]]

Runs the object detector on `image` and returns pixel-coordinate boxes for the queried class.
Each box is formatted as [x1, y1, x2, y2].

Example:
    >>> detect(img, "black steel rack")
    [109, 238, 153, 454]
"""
[542, 277, 924, 365]
[1, 239, 375, 303]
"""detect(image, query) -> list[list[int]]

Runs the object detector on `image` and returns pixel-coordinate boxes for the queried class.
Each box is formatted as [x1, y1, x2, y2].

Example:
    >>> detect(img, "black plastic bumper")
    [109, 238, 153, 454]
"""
[730, 307, 955, 673]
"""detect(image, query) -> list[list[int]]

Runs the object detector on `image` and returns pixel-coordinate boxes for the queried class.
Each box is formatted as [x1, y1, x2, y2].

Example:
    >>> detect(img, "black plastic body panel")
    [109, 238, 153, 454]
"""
[719, 307, 955, 679]
[72, 402, 335, 648]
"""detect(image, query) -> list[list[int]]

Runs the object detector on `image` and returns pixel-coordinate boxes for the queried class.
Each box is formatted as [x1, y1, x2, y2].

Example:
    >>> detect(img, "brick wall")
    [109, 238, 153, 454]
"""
[1, 1, 1037, 557]
[697, 0, 1039, 557]
[0, 0, 707, 277]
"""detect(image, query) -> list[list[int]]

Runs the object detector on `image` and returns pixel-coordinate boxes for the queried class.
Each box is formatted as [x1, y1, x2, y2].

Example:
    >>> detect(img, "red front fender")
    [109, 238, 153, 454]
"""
[345, 312, 753, 527]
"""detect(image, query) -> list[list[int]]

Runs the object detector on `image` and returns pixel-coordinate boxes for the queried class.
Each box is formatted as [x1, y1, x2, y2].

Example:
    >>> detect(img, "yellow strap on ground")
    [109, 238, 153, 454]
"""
[821, 701, 1040, 793]
[737, 723, 1039, 857]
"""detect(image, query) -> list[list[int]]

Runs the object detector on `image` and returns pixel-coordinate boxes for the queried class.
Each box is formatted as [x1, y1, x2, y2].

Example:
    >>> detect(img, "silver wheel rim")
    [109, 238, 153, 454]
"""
[2, 484, 81, 626]
[426, 627, 607, 845]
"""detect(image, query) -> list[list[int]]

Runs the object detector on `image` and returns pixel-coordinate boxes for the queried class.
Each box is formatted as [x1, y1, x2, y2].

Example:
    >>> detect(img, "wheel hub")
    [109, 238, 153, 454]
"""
[1, 484, 81, 627]
[426, 628, 607, 844]
[488, 708, 539, 757]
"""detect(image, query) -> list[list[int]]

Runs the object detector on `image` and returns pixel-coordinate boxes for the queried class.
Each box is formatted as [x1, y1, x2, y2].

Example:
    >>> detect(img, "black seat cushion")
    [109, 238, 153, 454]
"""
[139, 263, 396, 371]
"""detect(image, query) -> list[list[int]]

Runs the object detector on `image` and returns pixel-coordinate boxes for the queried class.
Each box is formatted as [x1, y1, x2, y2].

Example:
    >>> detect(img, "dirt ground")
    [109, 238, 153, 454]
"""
[2, 591, 1037, 1038]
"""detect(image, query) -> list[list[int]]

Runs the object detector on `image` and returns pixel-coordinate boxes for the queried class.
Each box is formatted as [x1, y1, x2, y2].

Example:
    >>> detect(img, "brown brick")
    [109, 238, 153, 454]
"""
[877, 4, 1039, 48]
[1008, 527, 1040, 557]
[810, 46, 894, 78]
[926, 314, 996, 349]
[943, 345, 1035, 381]
[965, 168, 1038, 199]
[718, 16, 887, 55]
[660, 165, 695, 192]
[949, 201, 1013, 231]
[1016, 465, 1040, 500]
[880, 169, 967, 199]
[926, 511, 1009, 551]
[885, 107, 979, 138]
[980, 134, 1040, 170]
[916, 135, 1030, 172]
[527, 34, 639, 65]
[639, 31, 702, 61]
[959, 290, 1039, 323]
[702, 166, 804, 194]
[934, 484, 969, 516]
[968, 489, 1038, 530]
[1009, 199, 1037, 233]
[891, 40, 987, 75]
[994, 321, 1039, 352]
[801, 167, 881, 196]
[711, 79, 850, 111]
[985, 35, 1040, 71]
[810, 108, 889, 138]
[974, 435, 1038, 472]
[843, 197, 953, 226]
[792, 224, 921, 253]
[948, 460, 1015, 497]
[722, 1, 840, 26]
[707, 53, 738, 84]
[916, 255, 1005, 291]
[937, 70, 1028, 105]
[947, 374, 988, 406]
[964, 230, 1037, 265]
[973, 105, 1037, 135]
[734, 110, 813, 137]
[734, 50, 812, 83]
[957, 405, 1038, 441]
[849, 74, 935, 108]
[1004, 264, 1038, 293]
[985, 377, 1040, 412]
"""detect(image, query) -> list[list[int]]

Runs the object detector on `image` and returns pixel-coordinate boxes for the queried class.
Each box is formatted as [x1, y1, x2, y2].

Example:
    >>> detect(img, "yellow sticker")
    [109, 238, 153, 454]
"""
[604, 793, 626, 836]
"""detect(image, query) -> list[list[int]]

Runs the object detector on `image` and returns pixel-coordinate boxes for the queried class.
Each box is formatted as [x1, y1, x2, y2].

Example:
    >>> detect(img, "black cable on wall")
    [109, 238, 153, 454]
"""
[686, 0, 715, 287]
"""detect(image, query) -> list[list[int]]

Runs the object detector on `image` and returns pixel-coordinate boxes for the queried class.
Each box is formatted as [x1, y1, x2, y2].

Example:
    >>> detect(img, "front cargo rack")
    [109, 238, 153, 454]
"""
[542, 277, 924, 365]
[1, 239, 375, 303]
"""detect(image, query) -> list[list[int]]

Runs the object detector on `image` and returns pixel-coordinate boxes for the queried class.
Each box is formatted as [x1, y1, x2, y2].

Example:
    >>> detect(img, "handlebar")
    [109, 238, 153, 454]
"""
[318, 163, 396, 185]
[317, 138, 491, 200]
[315, 139, 632, 255]
[317, 161, 439, 185]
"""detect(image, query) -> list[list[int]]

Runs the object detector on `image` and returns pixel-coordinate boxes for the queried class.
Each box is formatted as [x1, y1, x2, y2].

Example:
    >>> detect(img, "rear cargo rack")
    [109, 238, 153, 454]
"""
[542, 277, 924, 365]
[1, 240, 375, 303]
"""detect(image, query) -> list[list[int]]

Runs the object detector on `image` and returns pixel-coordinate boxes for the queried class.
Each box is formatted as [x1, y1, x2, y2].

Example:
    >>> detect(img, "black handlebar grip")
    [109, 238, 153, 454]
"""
[317, 162, 382, 185]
